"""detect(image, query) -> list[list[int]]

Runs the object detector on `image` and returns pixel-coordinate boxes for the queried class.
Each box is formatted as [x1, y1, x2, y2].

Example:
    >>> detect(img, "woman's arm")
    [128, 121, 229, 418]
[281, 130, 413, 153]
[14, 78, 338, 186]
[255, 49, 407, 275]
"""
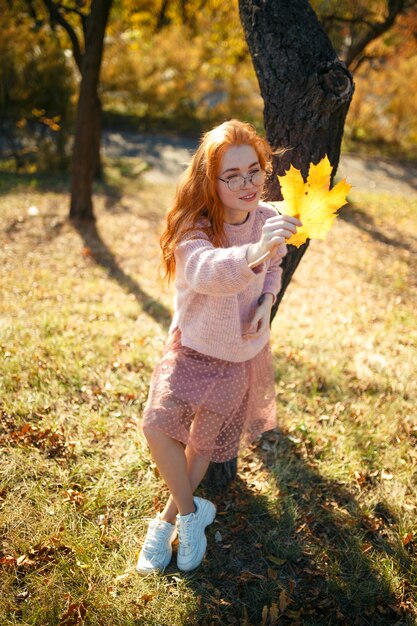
[175, 237, 258, 296]
[261, 244, 287, 304]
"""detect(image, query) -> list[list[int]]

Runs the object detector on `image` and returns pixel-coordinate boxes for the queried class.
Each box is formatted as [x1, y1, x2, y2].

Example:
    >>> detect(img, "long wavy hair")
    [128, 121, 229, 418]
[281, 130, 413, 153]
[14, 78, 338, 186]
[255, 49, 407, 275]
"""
[159, 119, 273, 283]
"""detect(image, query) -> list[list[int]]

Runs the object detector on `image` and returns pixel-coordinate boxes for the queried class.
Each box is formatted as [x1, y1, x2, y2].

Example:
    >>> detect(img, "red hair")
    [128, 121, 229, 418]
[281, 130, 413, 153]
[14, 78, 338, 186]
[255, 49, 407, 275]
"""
[159, 119, 273, 283]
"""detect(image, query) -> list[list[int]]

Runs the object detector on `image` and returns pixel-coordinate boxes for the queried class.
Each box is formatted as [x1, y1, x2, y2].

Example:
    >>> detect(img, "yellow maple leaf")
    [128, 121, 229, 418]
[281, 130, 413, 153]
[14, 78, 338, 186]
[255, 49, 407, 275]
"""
[273, 156, 351, 248]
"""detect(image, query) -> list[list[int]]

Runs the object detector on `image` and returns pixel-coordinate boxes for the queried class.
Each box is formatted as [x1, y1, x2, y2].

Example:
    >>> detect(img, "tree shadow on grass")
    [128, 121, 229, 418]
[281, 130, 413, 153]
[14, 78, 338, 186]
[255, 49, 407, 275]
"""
[0, 171, 70, 196]
[158, 422, 416, 625]
[140, 342, 415, 624]
[352, 156, 417, 195]
[130, 262, 415, 624]
[339, 203, 417, 256]
[73, 219, 172, 330]
[250, 432, 415, 625]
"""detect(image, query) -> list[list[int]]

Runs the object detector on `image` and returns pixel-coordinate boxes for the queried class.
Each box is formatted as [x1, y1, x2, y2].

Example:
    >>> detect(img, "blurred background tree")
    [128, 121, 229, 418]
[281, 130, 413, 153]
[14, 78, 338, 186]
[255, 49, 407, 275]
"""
[311, 0, 417, 156]
[101, 0, 261, 133]
[1, 0, 112, 219]
[30, 0, 112, 219]
[311, 0, 416, 70]
[100, 0, 417, 159]
[343, 7, 417, 156]
[1, 0, 416, 211]
[0, 1, 75, 172]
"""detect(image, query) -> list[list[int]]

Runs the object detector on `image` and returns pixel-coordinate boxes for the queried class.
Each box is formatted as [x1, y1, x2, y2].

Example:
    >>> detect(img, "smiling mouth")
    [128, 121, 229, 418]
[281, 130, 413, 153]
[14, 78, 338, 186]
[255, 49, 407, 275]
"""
[239, 192, 257, 200]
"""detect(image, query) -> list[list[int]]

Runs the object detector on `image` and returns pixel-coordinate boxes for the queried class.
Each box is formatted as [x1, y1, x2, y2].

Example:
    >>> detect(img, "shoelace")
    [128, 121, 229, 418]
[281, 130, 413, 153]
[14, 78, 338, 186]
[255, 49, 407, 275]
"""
[144, 520, 172, 552]
[177, 516, 194, 550]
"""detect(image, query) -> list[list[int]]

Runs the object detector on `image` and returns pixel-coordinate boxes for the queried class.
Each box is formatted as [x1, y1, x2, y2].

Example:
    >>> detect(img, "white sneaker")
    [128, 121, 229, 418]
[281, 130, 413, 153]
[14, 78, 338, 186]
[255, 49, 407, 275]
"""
[176, 496, 217, 572]
[136, 513, 178, 575]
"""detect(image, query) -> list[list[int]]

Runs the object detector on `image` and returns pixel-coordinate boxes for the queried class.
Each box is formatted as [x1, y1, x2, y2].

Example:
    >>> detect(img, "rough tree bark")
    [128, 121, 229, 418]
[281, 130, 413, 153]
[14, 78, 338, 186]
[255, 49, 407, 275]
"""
[69, 0, 112, 220]
[203, 0, 354, 490]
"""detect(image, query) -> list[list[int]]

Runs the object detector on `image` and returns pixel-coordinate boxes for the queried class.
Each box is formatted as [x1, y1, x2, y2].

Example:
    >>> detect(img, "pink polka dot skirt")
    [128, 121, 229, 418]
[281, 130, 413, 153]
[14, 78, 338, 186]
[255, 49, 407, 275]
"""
[141, 327, 277, 463]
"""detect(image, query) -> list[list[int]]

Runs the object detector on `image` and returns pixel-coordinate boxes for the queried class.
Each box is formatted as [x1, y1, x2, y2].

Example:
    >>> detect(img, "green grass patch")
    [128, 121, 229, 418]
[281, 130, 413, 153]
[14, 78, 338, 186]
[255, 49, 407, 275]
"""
[0, 175, 416, 625]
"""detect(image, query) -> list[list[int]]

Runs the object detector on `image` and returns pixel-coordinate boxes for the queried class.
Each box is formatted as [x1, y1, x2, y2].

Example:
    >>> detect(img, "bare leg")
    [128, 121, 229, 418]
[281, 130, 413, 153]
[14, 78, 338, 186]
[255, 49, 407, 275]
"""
[159, 443, 211, 523]
[142, 426, 196, 516]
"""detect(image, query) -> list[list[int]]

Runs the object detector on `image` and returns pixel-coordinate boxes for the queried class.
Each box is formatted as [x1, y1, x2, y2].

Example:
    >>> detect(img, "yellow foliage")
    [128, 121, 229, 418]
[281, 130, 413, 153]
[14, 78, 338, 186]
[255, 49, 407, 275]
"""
[100, 10, 262, 128]
[273, 156, 351, 248]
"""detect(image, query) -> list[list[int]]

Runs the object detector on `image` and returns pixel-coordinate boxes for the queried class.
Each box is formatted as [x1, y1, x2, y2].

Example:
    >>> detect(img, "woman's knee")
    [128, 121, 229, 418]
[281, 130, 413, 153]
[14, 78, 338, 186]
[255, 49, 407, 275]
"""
[142, 424, 159, 441]
[142, 426, 185, 453]
[142, 424, 175, 445]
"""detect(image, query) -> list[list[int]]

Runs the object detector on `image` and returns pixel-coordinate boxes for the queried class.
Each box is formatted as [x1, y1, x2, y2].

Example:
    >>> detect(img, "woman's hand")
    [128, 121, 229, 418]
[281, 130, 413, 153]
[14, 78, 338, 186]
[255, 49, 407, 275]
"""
[243, 293, 274, 338]
[246, 214, 302, 267]
[260, 214, 302, 253]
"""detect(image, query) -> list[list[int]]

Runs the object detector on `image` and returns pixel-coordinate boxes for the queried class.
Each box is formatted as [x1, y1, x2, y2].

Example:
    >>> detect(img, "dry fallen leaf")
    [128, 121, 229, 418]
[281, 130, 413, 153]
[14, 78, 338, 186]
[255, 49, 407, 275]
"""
[266, 555, 286, 565]
[140, 593, 156, 604]
[279, 589, 291, 613]
[238, 570, 267, 581]
[261, 602, 280, 626]
[267, 567, 278, 580]
[59, 596, 87, 626]
[273, 155, 351, 247]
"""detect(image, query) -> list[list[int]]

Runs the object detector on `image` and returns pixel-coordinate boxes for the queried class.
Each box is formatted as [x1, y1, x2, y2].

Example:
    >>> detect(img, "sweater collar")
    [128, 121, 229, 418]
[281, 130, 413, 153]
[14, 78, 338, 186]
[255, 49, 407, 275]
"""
[223, 208, 256, 236]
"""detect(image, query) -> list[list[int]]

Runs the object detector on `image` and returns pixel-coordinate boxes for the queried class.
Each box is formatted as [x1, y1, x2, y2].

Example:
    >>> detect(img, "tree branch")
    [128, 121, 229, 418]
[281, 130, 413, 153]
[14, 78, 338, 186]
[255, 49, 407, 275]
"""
[40, 0, 83, 72]
[350, 54, 379, 73]
[155, 0, 170, 32]
[321, 15, 376, 30]
[59, 2, 88, 36]
[345, 0, 406, 68]
[25, 0, 40, 22]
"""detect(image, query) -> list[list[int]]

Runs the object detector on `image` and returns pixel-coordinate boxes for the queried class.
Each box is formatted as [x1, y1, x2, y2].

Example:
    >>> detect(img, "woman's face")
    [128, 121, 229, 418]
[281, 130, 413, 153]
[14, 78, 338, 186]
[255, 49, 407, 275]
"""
[216, 144, 264, 224]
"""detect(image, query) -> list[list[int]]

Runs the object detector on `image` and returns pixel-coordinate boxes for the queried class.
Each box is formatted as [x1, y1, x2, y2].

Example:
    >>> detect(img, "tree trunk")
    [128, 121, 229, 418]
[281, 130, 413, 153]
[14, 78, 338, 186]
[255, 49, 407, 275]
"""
[93, 95, 103, 181]
[70, 0, 112, 221]
[155, 0, 170, 31]
[203, 0, 354, 490]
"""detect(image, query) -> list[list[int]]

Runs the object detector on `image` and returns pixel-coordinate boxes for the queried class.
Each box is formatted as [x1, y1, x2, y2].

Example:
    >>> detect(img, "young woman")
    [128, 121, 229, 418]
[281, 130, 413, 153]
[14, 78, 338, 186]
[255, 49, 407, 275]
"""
[137, 119, 301, 574]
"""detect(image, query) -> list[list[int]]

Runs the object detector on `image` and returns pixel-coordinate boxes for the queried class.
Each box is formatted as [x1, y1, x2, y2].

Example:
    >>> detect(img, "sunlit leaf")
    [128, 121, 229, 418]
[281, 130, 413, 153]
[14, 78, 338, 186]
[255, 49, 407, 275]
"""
[272, 155, 351, 247]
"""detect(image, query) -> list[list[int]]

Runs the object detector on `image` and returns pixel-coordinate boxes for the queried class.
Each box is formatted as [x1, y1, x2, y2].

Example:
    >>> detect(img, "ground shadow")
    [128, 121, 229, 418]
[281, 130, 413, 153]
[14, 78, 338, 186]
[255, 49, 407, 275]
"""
[0, 171, 70, 196]
[353, 157, 417, 194]
[252, 430, 415, 625]
[158, 430, 415, 626]
[339, 203, 416, 255]
[73, 219, 171, 330]
[102, 129, 198, 181]
[136, 298, 415, 624]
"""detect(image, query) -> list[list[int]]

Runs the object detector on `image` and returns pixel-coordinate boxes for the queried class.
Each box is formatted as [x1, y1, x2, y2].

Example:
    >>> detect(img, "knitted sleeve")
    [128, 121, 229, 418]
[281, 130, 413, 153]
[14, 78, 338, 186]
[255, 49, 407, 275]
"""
[175, 237, 258, 296]
[262, 243, 287, 303]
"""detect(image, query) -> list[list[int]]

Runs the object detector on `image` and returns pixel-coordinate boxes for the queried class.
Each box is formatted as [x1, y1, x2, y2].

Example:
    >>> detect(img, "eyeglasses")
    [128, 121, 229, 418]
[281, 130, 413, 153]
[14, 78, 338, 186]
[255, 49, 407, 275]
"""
[217, 169, 265, 192]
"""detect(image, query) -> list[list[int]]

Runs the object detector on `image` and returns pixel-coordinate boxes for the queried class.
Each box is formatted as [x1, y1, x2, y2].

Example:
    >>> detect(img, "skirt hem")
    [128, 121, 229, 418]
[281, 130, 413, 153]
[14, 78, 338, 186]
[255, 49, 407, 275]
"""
[141, 417, 277, 464]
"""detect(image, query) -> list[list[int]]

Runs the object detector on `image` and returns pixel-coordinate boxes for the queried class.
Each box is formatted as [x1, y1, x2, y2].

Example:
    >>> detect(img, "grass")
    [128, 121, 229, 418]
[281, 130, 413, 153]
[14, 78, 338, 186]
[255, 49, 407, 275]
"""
[0, 158, 416, 626]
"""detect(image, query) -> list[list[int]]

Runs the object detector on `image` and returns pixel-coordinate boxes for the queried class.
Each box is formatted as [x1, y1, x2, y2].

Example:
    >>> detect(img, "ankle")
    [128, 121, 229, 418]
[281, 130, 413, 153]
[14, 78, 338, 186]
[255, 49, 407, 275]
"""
[178, 504, 196, 517]
[159, 513, 176, 525]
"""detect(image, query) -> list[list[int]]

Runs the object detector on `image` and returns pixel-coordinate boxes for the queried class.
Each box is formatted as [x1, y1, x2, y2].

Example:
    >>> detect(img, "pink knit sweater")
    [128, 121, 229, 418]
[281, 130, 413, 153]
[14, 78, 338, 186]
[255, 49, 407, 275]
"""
[169, 202, 287, 362]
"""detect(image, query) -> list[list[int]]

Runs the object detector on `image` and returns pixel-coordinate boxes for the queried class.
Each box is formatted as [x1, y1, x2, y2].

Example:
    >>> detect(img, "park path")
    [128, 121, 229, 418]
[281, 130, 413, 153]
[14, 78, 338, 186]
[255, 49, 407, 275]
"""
[102, 130, 417, 196]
